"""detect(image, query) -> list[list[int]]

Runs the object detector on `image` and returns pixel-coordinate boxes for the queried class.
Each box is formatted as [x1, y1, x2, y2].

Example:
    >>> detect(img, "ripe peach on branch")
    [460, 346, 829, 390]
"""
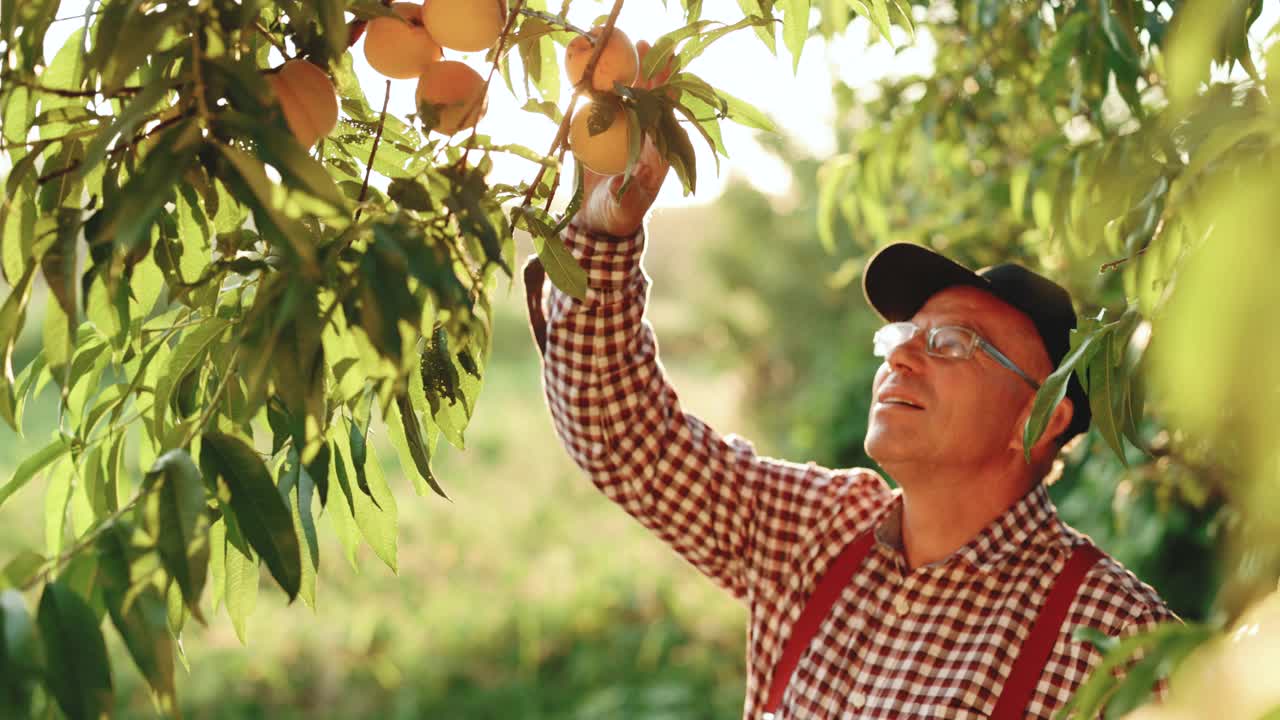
[416, 60, 488, 134]
[422, 0, 508, 52]
[565, 26, 639, 92]
[268, 59, 339, 147]
[364, 2, 443, 79]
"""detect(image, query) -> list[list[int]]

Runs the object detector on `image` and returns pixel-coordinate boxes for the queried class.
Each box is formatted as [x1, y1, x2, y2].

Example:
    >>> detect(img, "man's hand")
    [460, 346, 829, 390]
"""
[571, 40, 674, 237]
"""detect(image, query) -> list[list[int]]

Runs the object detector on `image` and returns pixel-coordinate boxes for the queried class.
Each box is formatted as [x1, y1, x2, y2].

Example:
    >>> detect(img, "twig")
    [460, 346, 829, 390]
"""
[516, 7, 593, 37]
[354, 80, 393, 223]
[0, 125, 102, 152]
[1095, 222, 1157, 272]
[181, 346, 242, 447]
[36, 111, 191, 184]
[191, 21, 211, 121]
[51, 10, 104, 22]
[0, 74, 142, 97]
[255, 21, 290, 56]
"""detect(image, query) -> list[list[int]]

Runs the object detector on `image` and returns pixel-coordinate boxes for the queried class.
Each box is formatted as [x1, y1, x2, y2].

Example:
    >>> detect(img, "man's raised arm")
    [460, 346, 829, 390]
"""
[525, 50, 888, 599]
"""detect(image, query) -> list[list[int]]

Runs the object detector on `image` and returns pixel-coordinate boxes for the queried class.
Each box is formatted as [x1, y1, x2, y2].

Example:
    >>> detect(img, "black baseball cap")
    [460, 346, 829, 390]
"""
[861, 242, 1091, 443]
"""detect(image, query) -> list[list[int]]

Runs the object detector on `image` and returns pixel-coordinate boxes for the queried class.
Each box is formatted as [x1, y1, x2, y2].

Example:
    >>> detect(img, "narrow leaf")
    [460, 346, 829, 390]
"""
[0, 434, 71, 508]
[145, 449, 211, 621]
[201, 433, 302, 601]
[37, 582, 114, 720]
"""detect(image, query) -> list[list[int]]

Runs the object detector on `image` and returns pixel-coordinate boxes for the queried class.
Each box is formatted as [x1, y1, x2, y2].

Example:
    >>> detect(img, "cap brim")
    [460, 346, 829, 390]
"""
[862, 243, 989, 321]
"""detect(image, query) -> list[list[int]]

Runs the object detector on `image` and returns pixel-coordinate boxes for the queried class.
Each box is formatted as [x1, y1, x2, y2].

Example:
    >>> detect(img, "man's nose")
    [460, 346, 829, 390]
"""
[885, 330, 926, 374]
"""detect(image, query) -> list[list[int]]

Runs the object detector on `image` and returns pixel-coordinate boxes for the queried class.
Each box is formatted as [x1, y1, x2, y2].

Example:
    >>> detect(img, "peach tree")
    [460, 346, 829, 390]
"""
[0, 0, 903, 716]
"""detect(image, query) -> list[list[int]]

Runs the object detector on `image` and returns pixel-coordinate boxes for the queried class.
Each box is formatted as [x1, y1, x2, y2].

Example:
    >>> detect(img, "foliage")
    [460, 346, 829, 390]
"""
[0, 0, 908, 715]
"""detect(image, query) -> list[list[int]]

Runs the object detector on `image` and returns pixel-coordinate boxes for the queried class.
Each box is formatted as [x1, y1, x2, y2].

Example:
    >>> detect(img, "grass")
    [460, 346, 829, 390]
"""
[0, 223, 755, 718]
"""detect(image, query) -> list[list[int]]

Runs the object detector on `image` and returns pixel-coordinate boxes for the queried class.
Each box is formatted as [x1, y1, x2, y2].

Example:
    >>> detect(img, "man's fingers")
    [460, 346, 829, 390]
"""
[635, 39, 676, 91]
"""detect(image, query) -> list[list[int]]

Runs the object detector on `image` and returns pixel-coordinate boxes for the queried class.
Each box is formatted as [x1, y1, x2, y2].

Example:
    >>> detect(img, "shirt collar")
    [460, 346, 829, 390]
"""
[874, 483, 1059, 571]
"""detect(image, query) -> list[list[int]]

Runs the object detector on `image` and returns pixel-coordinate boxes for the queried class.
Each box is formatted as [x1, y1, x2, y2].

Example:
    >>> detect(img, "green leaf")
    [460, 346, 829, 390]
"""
[1102, 626, 1211, 718]
[200, 433, 302, 601]
[1040, 12, 1091, 102]
[1087, 331, 1129, 467]
[780, 0, 811, 71]
[1023, 323, 1111, 459]
[101, 4, 189, 90]
[339, 435, 398, 572]
[515, 206, 588, 301]
[0, 265, 38, 431]
[1, 551, 46, 590]
[94, 120, 202, 255]
[214, 142, 317, 268]
[37, 582, 114, 720]
[79, 80, 177, 179]
[736, 0, 777, 53]
[348, 415, 381, 507]
[717, 87, 778, 133]
[1057, 621, 1191, 719]
[44, 459, 73, 557]
[98, 527, 177, 705]
[658, 104, 698, 195]
[223, 535, 258, 644]
[863, 0, 895, 44]
[144, 449, 211, 622]
[280, 448, 320, 609]
[209, 517, 226, 613]
[1098, 0, 1139, 71]
[387, 177, 435, 212]
[0, 589, 40, 717]
[390, 393, 449, 499]
[817, 155, 855, 253]
[0, 434, 71, 509]
[217, 111, 348, 214]
[152, 319, 231, 437]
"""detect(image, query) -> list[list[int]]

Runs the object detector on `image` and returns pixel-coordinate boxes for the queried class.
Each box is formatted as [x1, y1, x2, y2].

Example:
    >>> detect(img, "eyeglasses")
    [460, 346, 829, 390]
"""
[872, 321, 1041, 390]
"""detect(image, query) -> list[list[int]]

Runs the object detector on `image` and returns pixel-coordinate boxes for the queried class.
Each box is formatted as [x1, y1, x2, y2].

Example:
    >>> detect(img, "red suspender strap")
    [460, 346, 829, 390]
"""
[989, 543, 1104, 720]
[764, 530, 877, 715]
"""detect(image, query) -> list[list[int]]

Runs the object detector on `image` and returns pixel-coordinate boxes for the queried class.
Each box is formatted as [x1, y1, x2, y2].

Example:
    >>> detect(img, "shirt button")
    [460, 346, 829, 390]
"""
[850, 691, 867, 708]
[894, 596, 911, 615]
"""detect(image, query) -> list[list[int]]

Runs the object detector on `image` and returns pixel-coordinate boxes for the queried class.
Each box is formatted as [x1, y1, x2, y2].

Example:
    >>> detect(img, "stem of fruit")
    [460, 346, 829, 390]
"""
[520, 0, 626, 210]
[354, 80, 392, 224]
[515, 8, 593, 38]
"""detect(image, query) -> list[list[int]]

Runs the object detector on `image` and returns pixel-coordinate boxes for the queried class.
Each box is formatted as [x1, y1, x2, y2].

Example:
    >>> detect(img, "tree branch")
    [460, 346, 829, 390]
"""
[36, 110, 192, 185]
[516, 7, 593, 37]
[0, 74, 142, 97]
[354, 80, 392, 223]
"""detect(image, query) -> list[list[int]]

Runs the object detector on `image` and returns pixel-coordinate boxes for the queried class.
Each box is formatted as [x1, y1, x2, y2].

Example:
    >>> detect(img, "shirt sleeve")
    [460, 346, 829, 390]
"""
[534, 224, 889, 603]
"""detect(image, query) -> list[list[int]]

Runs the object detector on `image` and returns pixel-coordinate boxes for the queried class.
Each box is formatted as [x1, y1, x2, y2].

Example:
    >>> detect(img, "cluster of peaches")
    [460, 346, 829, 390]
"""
[267, 0, 645, 177]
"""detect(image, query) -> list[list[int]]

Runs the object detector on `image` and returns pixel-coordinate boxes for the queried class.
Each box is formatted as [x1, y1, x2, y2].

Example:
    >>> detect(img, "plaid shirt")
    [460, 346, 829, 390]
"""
[536, 225, 1176, 719]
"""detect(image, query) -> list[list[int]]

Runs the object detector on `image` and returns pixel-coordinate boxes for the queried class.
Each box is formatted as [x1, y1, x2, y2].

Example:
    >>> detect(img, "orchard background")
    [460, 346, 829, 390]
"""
[2, 0, 1280, 718]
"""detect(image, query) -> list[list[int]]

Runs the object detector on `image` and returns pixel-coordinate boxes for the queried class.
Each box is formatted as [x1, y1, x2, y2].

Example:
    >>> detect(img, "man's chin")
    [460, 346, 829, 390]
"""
[864, 427, 911, 467]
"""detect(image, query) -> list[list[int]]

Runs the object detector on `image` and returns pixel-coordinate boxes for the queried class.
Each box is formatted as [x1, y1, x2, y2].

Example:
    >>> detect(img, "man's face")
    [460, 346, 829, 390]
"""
[863, 286, 1054, 481]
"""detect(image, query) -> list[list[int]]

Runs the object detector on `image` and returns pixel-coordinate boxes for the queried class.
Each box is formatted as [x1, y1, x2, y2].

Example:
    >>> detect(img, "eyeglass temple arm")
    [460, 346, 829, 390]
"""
[977, 340, 1042, 390]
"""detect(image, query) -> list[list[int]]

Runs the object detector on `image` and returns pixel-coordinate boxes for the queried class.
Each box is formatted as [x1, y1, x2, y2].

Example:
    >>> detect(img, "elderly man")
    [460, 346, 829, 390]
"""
[524, 98, 1174, 719]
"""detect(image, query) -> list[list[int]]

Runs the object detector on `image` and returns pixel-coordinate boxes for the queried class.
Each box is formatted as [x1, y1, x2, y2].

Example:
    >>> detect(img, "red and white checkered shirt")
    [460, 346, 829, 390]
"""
[536, 225, 1176, 719]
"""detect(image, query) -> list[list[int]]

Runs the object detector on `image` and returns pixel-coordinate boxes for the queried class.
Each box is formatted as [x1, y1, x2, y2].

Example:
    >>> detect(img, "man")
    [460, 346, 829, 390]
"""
[524, 51, 1174, 720]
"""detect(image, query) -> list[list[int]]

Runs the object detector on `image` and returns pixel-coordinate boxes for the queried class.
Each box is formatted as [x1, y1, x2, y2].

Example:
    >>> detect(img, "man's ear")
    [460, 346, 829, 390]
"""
[1013, 395, 1074, 459]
